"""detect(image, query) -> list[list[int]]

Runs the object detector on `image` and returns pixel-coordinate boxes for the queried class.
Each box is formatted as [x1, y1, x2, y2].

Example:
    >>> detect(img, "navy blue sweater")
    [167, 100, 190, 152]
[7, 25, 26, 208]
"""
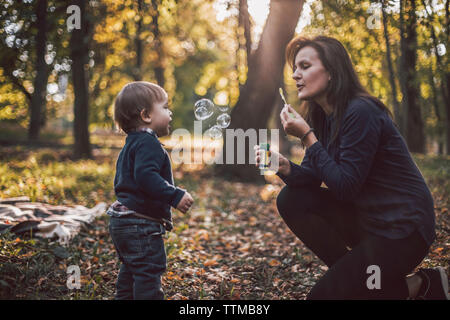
[278, 97, 436, 246]
[114, 130, 185, 221]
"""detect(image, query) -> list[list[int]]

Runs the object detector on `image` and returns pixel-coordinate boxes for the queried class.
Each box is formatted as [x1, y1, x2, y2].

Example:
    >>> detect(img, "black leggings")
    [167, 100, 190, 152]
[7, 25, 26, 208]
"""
[276, 185, 430, 299]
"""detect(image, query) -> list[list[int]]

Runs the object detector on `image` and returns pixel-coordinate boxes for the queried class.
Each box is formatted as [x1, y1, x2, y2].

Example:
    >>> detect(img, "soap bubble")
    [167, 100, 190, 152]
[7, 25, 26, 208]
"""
[205, 125, 222, 140]
[216, 113, 231, 128]
[194, 98, 214, 111]
[217, 105, 229, 113]
[194, 98, 214, 120]
[436, 43, 446, 56]
[195, 106, 213, 121]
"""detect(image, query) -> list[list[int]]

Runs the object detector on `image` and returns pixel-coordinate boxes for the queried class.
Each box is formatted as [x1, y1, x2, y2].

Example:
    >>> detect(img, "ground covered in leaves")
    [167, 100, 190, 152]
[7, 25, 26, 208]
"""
[0, 140, 449, 300]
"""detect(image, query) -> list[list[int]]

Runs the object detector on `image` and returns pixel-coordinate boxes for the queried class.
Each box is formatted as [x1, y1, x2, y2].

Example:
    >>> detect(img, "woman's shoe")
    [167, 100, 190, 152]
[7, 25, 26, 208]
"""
[416, 267, 450, 300]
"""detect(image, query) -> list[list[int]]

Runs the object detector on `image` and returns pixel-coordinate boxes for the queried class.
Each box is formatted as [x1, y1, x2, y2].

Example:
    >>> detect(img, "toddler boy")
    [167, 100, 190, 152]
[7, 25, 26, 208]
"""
[107, 81, 194, 300]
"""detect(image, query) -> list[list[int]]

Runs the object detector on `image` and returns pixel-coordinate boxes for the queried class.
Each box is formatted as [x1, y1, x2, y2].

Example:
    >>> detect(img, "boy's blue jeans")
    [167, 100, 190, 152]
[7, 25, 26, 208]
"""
[108, 216, 167, 300]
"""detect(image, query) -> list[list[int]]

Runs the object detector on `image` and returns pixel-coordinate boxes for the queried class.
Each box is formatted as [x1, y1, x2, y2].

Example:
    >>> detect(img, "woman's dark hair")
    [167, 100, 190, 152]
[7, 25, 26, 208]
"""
[286, 35, 395, 146]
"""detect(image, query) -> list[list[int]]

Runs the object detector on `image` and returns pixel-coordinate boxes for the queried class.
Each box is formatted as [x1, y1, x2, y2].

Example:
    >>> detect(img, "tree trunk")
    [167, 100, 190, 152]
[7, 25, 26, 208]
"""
[399, 0, 424, 153]
[446, 0, 449, 38]
[382, 0, 401, 128]
[237, 0, 252, 86]
[70, 0, 91, 159]
[398, 0, 408, 136]
[422, 0, 448, 154]
[151, 0, 164, 87]
[429, 69, 443, 154]
[422, 0, 449, 104]
[447, 73, 450, 154]
[219, 0, 304, 181]
[134, 0, 143, 81]
[28, 0, 48, 141]
[239, 0, 252, 65]
[444, 0, 449, 153]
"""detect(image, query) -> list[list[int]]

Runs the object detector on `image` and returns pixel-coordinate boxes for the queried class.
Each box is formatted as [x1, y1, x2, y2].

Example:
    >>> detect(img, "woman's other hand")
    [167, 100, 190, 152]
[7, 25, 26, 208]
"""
[254, 145, 291, 176]
[280, 104, 310, 138]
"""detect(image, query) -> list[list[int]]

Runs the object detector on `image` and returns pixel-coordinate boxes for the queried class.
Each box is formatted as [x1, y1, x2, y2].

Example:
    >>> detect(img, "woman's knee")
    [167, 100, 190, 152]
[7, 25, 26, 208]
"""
[276, 185, 311, 219]
[276, 185, 291, 215]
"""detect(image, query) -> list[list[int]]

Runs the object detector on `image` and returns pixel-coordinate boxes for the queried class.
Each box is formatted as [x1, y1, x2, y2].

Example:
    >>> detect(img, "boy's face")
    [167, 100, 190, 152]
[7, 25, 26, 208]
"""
[148, 95, 173, 137]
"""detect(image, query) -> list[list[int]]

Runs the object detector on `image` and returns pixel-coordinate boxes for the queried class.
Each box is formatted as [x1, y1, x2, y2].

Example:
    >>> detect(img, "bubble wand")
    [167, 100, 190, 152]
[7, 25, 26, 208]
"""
[279, 88, 295, 118]
[279, 87, 288, 105]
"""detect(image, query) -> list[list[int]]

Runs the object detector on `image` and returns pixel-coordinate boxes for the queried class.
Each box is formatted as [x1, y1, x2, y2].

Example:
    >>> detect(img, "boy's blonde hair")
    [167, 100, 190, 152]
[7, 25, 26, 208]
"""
[114, 81, 166, 133]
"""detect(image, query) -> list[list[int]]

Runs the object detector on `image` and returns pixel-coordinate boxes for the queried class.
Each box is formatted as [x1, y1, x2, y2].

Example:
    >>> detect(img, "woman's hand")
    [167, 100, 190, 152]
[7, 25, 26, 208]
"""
[280, 104, 311, 138]
[254, 145, 291, 176]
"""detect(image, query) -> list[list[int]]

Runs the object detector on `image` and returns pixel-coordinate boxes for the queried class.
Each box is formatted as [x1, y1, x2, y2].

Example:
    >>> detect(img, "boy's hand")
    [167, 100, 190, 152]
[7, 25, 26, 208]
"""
[177, 192, 194, 214]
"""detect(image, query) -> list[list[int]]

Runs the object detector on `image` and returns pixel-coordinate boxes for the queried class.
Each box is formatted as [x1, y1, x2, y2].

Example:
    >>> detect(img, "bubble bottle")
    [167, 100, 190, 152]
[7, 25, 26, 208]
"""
[259, 143, 270, 174]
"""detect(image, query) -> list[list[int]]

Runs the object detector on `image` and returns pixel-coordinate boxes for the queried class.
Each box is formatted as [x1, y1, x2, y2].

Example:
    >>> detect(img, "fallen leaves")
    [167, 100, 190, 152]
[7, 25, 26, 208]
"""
[2, 148, 449, 300]
[160, 173, 329, 300]
[166, 271, 183, 281]
[168, 293, 188, 300]
[206, 274, 222, 283]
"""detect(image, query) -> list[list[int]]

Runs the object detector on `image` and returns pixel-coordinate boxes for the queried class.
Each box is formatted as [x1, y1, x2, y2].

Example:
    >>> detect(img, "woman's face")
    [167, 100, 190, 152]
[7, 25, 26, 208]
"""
[292, 46, 331, 102]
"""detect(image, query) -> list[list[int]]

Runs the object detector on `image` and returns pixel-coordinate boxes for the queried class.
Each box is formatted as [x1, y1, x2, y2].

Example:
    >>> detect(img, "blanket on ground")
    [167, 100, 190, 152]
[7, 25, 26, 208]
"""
[0, 197, 107, 245]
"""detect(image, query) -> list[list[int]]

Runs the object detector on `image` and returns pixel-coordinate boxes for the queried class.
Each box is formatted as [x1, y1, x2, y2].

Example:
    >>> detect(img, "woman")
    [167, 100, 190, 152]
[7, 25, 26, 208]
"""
[255, 35, 449, 300]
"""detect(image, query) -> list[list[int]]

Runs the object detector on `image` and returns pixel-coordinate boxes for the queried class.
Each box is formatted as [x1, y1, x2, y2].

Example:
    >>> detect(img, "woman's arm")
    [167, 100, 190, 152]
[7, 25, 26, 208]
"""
[277, 152, 323, 188]
[306, 100, 382, 201]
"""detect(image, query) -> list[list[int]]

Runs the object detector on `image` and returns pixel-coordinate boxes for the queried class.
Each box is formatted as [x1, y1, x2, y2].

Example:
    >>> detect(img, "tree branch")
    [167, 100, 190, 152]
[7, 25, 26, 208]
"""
[7, 75, 32, 103]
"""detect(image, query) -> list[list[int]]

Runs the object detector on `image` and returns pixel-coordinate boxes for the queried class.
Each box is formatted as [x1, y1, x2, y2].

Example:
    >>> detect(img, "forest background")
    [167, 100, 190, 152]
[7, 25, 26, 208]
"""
[0, 0, 448, 300]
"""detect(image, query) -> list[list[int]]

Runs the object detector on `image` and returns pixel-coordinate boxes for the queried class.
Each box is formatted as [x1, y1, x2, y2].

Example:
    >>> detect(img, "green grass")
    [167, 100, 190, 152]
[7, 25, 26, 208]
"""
[413, 153, 450, 201]
[0, 124, 67, 145]
[0, 146, 116, 207]
[0, 145, 119, 299]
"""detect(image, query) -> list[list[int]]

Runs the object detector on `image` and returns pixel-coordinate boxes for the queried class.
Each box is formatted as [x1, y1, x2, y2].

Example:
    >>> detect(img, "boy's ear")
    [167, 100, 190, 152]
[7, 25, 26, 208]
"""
[140, 109, 152, 124]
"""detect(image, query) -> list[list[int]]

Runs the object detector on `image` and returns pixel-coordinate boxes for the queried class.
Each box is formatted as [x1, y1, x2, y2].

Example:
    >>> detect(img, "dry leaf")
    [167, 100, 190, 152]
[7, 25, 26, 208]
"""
[433, 247, 443, 253]
[291, 264, 301, 272]
[238, 243, 251, 252]
[268, 259, 281, 267]
[195, 230, 209, 241]
[204, 259, 219, 267]
[259, 184, 279, 202]
[249, 216, 258, 226]
[196, 268, 206, 276]
[272, 278, 282, 287]
[207, 274, 222, 283]
[37, 278, 45, 286]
